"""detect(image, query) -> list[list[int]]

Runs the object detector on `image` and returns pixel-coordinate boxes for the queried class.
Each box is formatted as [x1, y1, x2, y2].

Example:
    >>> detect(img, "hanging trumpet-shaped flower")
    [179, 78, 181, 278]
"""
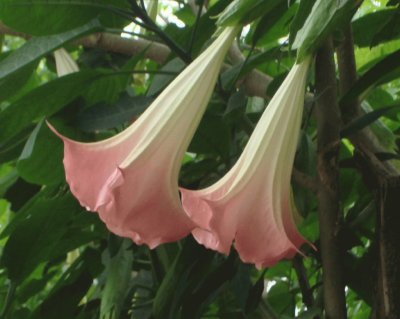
[54, 48, 79, 76]
[181, 57, 311, 268]
[49, 27, 239, 248]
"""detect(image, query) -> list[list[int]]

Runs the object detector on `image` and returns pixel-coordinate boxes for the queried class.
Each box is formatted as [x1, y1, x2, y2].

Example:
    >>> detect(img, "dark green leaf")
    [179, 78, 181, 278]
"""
[371, 8, 400, 47]
[340, 49, 400, 106]
[100, 239, 133, 319]
[30, 249, 103, 319]
[17, 121, 64, 185]
[217, 0, 281, 26]
[3, 178, 40, 211]
[0, 191, 82, 283]
[75, 94, 153, 132]
[0, 70, 100, 143]
[0, 0, 128, 35]
[352, 9, 397, 47]
[189, 113, 231, 160]
[0, 127, 32, 164]
[289, 0, 316, 46]
[251, 3, 288, 46]
[0, 51, 37, 103]
[0, 19, 101, 82]
[147, 58, 184, 96]
[152, 238, 214, 319]
[245, 270, 266, 314]
[267, 281, 295, 317]
[180, 253, 238, 318]
[340, 105, 400, 138]
[293, 0, 361, 61]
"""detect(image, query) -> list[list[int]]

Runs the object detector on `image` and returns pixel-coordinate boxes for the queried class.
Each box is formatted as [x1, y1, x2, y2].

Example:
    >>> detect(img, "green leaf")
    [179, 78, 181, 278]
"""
[180, 253, 238, 317]
[100, 239, 133, 319]
[188, 113, 231, 160]
[293, 0, 361, 61]
[267, 281, 295, 317]
[17, 121, 64, 185]
[147, 58, 184, 96]
[0, 127, 32, 164]
[371, 7, 400, 47]
[340, 105, 400, 138]
[0, 70, 100, 143]
[0, 52, 37, 103]
[0, 19, 101, 82]
[0, 0, 128, 35]
[289, 0, 316, 46]
[75, 94, 153, 132]
[340, 49, 400, 105]
[31, 249, 103, 319]
[251, 3, 289, 46]
[352, 8, 397, 47]
[217, 0, 281, 26]
[245, 270, 266, 314]
[0, 190, 82, 283]
[152, 238, 214, 319]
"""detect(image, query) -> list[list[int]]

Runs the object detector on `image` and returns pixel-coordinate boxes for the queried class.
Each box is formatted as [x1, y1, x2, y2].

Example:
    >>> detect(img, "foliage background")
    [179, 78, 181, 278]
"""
[0, 0, 400, 318]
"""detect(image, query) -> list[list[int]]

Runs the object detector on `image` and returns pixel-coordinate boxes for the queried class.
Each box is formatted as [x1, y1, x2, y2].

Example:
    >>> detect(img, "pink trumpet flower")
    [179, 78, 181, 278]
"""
[181, 57, 311, 268]
[49, 27, 239, 248]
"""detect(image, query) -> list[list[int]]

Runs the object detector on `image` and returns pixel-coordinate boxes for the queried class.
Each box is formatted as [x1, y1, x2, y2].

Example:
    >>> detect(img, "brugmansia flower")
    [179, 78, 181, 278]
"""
[181, 57, 311, 268]
[54, 48, 79, 76]
[49, 27, 238, 248]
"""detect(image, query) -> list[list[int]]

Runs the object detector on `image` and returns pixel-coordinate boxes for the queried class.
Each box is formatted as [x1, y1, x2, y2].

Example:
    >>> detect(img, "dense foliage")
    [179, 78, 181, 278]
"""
[0, 0, 400, 318]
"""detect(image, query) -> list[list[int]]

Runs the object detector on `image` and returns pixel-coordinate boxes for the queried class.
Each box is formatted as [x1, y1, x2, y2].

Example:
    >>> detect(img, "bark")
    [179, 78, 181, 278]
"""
[336, 25, 398, 177]
[337, 25, 400, 319]
[315, 39, 347, 319]
[373, 177, 400, 319]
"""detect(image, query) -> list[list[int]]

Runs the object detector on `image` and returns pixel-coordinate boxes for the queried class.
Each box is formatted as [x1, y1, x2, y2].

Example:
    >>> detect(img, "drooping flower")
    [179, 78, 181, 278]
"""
[54, 48, 79, 76]
[49, 27, 239, 248]
[181, 57, 311, 268]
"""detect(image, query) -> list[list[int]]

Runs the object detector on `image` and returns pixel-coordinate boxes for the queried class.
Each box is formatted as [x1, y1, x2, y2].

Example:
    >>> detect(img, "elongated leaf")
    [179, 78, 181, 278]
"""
[180, 253, 238, 318]
[0, 70, 100, 143]
[0, 0, 128, 35]
[340, 49, 400, 105]
[251, 3, 288, 46]
[371, 8, 400, 47]
[30, 249, 103, 319]
[217, 0, 281, 26]
[293, 0, 361, 61]
[0, 191, 82, 283]
[352, 9, 397, 47]
[152, 238, 214, 319]
[289, 0, 316, 45]
[17, 121, 64, 185]
[0, 52, 37, 103]
[0, 127, 32, 164]
[0, 19, 101, 82]
[75, 94, 153, 132]
[340, 105, 400, 138]
[100, 239, 133, 319]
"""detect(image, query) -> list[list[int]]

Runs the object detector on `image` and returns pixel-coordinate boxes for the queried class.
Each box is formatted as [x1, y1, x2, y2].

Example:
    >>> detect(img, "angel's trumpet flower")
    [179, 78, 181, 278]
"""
[49, 27, 238, 248]
[181, 57, 311, 268]
[54, 48, 79, 76]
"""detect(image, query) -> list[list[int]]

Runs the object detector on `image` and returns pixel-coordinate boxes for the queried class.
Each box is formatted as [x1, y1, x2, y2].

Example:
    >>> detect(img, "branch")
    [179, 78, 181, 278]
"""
[336, 25, 399, 178]
[228, 42, 272, 99]
[77, 32, 171, 64]
[0, 21, 273, 98]
[293, 255, 314, 309]
[315, 38, 347, 319]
